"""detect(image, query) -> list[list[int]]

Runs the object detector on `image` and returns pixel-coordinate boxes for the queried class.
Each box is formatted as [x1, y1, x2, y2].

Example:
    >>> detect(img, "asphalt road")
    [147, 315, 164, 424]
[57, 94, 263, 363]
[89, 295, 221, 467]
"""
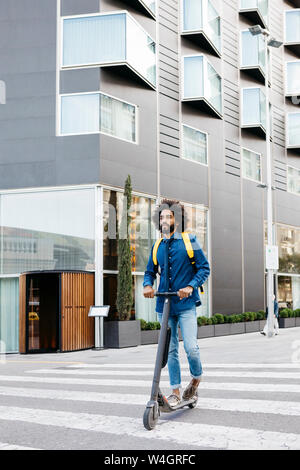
[0, 327, 300, 450]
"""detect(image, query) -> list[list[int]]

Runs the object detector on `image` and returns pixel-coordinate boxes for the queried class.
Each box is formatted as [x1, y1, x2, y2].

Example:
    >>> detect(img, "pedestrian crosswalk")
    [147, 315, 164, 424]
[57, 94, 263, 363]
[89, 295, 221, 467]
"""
[0, 361, 300, 450]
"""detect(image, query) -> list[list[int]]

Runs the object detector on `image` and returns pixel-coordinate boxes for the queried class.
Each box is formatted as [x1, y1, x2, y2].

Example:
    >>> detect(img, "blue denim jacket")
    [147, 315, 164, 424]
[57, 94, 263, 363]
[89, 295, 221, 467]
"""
[143, 232, 210, 314]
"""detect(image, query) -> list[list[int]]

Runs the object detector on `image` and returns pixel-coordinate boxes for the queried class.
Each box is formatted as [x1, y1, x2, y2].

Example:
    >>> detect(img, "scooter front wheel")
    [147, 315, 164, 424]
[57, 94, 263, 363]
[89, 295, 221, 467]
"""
[143, 407, 159, 430]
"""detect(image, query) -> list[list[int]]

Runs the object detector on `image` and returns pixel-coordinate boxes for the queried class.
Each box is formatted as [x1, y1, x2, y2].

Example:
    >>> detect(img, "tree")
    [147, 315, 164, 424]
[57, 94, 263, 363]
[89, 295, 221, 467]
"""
[116, 175, 133, 321]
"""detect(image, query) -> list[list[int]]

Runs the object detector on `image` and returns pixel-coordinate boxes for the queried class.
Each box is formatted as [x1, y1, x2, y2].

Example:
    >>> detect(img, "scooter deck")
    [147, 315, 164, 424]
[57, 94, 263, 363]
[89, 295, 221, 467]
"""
[158, 392, 198, 413]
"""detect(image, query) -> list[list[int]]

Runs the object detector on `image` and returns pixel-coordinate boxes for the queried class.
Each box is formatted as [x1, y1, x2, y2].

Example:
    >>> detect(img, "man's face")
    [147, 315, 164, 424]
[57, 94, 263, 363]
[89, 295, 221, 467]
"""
[160, 209, 176, 235]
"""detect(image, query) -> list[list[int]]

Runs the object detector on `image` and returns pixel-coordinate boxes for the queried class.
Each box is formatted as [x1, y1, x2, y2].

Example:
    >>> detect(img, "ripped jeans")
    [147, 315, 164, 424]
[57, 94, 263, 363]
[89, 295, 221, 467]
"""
[157, 307, 203, 389]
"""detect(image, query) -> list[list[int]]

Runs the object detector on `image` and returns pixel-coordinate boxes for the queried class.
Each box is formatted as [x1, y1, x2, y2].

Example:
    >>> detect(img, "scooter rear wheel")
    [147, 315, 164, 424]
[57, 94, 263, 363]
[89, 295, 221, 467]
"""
[143, 407, 158, 430]
[188, 396, 198, 409]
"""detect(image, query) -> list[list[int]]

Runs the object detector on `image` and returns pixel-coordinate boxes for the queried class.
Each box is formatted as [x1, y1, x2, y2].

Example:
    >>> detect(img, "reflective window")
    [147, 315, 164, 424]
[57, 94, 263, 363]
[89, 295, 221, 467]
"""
[242, 148, 262, 182]
[286, 61, 300, 96]
[62, 12, 156, 87]
[241, 30, 265, 71]
[242, 87, 266, 130]
[277, 225, 300, 275]
[61, 92, 137, 142]
[0, 278, 19, 353]
[182, 0, 221, 54]
[287, 166, 300, 196]
[182, 125, 208, 165]
[285, 10, 300, 44]
[183, 55, 222, 115]
[287, 113, 300, 148]
[0, 189, 95, 274]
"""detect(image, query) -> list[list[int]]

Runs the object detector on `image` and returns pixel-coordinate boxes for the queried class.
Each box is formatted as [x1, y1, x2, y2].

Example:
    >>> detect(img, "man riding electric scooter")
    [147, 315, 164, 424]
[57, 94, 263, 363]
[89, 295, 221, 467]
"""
[143, 199, 210, 419]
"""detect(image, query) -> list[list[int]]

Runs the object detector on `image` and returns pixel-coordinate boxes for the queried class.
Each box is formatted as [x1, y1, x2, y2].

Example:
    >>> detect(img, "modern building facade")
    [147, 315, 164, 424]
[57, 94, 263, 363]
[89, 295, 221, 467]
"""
[0, 0, 299, 353]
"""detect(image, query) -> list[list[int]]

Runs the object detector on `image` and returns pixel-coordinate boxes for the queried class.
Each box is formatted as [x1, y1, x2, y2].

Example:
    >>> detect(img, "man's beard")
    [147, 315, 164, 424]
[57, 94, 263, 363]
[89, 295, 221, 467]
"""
[160, 223, 175, 234]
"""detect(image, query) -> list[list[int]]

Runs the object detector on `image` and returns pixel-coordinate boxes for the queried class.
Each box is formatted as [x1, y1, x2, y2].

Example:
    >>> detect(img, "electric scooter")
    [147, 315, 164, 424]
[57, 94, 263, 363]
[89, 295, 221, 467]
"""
[143, 291, 198, 431]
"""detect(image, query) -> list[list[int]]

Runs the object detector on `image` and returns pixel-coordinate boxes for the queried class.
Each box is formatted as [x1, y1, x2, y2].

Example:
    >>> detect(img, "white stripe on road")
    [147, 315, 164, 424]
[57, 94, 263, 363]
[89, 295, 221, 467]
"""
[28, 368, 300, 380]
[0, 441, 39, 450]
[65, 363, 300, 370]
[1, 375, 300, 393]
[0, 405, 299, 450]
[0, 385, 300, 417]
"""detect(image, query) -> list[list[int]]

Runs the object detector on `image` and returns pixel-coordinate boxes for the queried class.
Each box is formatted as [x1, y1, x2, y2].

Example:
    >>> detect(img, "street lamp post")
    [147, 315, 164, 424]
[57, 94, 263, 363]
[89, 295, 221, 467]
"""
[249, 25, 283, 338]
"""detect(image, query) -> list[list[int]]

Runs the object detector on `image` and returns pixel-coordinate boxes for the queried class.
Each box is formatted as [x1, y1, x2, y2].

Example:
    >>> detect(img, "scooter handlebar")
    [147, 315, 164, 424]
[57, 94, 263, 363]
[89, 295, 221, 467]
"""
[154, 291, 179, 297]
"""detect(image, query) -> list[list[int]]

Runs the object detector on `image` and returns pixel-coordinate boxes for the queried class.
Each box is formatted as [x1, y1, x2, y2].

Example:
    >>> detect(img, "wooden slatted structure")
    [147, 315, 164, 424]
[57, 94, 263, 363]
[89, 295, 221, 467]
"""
[18, 271, 95, 354]
[60, 272, 95, 352]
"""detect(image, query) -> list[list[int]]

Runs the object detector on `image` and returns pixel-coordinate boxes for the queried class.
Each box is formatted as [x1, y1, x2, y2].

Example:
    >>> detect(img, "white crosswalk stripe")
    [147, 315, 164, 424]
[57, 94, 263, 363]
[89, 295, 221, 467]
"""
[28, 368, 300, 380]
[0, 442, 40, 450]
[0, 362, 300, 449]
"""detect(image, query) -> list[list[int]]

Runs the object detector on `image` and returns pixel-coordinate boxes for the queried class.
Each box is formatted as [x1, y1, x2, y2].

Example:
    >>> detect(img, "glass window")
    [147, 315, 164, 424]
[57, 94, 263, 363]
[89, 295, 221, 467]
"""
[0, 278, 19, 353]
[286, 62, 300, 96]
[241, 30, 265, 70]
[242, 148, 262, 182]
[285, 10, 300, 44]
[61, 93, 100, 135]
[287, 166, 300, 195]
[62, 12, 156, 87]
[287, 113, 300, 148]
[242, 87, 266, 130]
[61, 92, 137, 142]
[182, 0, 221, 54]
[183, 55, 222, 115]
[0, 189, 95, 274]
[240, 0, 268, 23]
[182, 125, 208, 165]
[277, 225, 300, 274]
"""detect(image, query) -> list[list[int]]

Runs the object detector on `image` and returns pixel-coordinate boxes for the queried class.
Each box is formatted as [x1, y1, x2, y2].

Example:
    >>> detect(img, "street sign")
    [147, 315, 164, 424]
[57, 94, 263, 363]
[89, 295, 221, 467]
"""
[265, 245, 279, 270]
[88, 306, 110, 318]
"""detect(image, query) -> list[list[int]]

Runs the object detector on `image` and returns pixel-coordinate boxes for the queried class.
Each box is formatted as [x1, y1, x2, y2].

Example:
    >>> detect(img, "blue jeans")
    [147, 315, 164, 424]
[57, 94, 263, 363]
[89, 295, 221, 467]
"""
[157, 308, 203, 389]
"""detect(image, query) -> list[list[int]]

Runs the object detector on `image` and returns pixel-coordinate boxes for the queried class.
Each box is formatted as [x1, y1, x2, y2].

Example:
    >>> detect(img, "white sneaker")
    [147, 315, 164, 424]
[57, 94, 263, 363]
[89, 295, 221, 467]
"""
[167, 394, 181, 408]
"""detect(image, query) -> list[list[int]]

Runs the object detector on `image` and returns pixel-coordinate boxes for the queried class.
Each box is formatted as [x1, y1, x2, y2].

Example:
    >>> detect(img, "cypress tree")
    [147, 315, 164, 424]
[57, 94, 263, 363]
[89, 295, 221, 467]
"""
[116, 175, 133, 321]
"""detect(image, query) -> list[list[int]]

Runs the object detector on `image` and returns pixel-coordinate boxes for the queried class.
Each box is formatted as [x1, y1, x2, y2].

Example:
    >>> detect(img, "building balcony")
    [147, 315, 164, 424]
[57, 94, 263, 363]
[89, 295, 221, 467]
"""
[284, 9, 300, 56]
[286, 61, 300, 97]
[123, 0, 156, 18]
[181, 0, 221, 57]
[287, 113, 300, 149]
[239, 0, 269, 28]
[182, 55, 222, 119]
[240, 30, 266, 83]
[285, 0, 300, 8]
[61, 11, 156, 89]
[241, 87, 267, 138]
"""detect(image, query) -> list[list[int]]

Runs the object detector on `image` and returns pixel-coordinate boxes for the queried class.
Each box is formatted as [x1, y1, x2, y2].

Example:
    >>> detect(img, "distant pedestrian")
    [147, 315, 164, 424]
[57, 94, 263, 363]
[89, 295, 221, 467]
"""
[261, 295, 279, 336]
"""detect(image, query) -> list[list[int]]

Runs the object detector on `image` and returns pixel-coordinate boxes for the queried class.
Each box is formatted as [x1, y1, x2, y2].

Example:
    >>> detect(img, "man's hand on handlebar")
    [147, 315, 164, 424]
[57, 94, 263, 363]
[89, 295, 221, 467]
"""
[143, 285, 155, 298]
[178, 286, 193, 299]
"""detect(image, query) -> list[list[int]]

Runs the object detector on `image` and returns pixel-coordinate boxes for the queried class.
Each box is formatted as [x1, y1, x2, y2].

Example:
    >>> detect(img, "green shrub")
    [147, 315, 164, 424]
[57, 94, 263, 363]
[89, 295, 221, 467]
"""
[280, 309, 291, 318]
[206, 318, 213, 325]
[242, 312, 251, 322]
[248, 312, 257, 322]
[226, 315, 237, 323]
[211, 314, 224, 324]
[140, 319, 147, 331]
[236, 314, 244, 323]
[197, 316, 208, 327]
[256, 312, 265, 320]
[294, 309, 300, 318]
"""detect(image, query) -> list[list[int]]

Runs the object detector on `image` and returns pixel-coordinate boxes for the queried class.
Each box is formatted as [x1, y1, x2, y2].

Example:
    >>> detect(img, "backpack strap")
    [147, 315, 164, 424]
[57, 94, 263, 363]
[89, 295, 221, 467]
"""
[181, 232, 195, 265]
[152, 238, 163, 266]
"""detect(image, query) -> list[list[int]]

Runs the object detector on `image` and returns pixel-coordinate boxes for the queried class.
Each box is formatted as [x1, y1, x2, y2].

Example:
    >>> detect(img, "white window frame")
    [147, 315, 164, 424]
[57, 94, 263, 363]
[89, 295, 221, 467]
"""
[241, 147, 263, 183]
[239, 29, 265, 77]
[287, 164, 300, 196]
[286, 111, 300, 149]
[58, 91, 139, 144]
[181, 123, 209, 167]
[180, 0, 222, 57]
[181, 53, 223, 118]
[241, 86, 266, 132]
[284, 8, 300, 45]
[60, 10, 156, 90]
[285, 60, 300, 97]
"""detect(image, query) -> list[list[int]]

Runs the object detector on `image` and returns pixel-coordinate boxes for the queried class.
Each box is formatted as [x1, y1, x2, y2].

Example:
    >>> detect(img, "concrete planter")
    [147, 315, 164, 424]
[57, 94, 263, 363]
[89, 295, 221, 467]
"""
[197, 325, 215, 339]
[279, 317, 296, 328]
[214, 323, 246, 337]
[259, 320, 266, 331]
[104, 320, 141, 348]
[140, 330, 160, 345]
[296, 317, 300, 327]
[245, 320, 261, 333]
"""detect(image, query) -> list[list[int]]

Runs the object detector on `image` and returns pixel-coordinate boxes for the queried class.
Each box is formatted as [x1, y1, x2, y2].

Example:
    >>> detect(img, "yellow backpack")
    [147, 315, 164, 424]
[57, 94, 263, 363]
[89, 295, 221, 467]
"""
[152, 232, 204, 293]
